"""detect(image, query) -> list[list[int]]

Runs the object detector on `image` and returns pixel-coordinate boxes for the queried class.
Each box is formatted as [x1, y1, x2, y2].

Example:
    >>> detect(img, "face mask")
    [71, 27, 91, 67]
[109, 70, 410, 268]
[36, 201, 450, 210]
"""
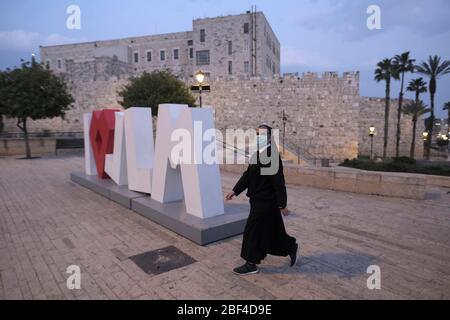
[257, 134, 268, 148]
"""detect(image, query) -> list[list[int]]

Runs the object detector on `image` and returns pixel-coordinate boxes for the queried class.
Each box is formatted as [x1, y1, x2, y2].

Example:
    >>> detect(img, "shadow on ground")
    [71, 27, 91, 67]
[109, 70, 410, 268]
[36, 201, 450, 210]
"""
[261, 252, 377, 279]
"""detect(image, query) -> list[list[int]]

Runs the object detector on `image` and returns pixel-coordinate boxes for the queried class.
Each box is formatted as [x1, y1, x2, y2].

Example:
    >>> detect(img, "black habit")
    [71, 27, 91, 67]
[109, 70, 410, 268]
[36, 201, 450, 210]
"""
[232, 145, 297, 264]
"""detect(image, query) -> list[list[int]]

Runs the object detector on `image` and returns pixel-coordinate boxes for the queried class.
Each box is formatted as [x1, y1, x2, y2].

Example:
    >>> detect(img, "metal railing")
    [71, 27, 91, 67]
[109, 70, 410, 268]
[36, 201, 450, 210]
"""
[0, 131, 84, 139]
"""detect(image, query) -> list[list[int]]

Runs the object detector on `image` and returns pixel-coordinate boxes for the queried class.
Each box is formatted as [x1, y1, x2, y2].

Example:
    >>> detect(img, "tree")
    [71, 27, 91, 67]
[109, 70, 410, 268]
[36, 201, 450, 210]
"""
[401, 100, 430, 159]
[392, 52, 415, 157]
[118, 70, 196, 116]
[407, 78, 427, 103]
[374, 58, 399, 158]
[0, 58, 74, 159]
[415, 55, 450, 159]
[443, 101, 450, 135]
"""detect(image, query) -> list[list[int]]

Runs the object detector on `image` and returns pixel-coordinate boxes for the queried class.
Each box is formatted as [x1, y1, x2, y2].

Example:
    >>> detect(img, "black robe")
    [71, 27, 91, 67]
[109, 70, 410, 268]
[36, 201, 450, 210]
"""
[232, 145, 297, 264]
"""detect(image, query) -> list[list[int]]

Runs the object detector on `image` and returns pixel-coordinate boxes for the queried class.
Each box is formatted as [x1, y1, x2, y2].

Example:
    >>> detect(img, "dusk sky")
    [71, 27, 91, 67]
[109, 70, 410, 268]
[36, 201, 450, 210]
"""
[1, 0, 449, 118]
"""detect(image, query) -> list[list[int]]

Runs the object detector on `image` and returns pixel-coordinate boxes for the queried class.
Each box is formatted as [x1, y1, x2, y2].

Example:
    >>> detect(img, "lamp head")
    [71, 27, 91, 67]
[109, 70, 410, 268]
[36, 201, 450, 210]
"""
[195, 70, 205, 84]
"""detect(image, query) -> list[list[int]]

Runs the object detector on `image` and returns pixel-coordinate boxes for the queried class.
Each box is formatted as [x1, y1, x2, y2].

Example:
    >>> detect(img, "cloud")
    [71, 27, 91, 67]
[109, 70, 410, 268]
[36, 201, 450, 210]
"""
[0, 29, 86, 52]
[297, 0, 450, 42]
[281, 47, 336, 69]
[0, 30, 41, 51]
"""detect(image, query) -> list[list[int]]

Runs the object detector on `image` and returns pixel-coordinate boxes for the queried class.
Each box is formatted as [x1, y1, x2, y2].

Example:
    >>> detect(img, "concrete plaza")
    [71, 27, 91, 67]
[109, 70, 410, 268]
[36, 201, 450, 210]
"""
[0, 153, 449, 299]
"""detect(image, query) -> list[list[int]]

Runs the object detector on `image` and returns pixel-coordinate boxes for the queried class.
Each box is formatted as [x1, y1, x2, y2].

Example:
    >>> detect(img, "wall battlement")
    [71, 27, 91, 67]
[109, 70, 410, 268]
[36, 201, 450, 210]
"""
[202, 71, 359, 83]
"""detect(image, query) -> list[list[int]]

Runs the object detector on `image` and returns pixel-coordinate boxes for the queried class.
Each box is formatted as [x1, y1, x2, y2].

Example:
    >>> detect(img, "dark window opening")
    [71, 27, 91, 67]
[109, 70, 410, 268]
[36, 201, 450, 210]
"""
[244, 23, 249, 34]
[200, 29, 206, 42]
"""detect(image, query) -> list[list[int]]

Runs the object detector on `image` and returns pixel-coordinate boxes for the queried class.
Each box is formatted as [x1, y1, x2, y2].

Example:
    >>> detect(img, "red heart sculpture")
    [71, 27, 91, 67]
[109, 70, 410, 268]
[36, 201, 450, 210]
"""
[89, 109, 120, 179]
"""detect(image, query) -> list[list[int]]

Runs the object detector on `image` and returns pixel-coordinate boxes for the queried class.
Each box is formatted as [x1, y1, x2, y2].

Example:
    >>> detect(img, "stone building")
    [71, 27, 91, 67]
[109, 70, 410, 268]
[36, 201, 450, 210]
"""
[40, 10, 280, 80]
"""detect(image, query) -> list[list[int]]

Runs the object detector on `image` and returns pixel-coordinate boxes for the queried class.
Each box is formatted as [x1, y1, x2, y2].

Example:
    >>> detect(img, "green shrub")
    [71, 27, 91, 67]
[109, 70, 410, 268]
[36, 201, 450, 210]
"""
[339, 157, 450, 177]
[393, 156, 417, 165]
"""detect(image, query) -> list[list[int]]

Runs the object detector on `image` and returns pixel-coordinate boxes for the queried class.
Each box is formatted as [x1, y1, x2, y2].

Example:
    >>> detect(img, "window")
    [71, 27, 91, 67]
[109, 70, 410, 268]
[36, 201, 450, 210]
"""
[228, 41, 232, 55]
[196, 50, 210, 66]
[173, 49, 179, 60]
[244, 61, 250, 73]
[187, 40, 193, 46]
[133, 52, 139, 63]
[200, 29, 206, 43]
[244, 23, 249, 34]
[228, 61, 232, 75]
[146, 51, 152, 62]
[160, 50, 165, 61]
[244, 39, 249, 52]
[57, 59, 62, 69]
[189, 47, 194, 59]
[45, 60, 51, 69]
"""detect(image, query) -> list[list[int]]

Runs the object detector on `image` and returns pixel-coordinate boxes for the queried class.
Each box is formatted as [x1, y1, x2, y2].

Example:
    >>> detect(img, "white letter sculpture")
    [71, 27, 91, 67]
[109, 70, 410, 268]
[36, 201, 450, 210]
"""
[151, 104, 225, 219]
[105, 112, 128, 186]
[124, 107, 154, 194]
[83, 113, 97, 176]
[83, 104, 224, 219]
[151, 104, 187, 203]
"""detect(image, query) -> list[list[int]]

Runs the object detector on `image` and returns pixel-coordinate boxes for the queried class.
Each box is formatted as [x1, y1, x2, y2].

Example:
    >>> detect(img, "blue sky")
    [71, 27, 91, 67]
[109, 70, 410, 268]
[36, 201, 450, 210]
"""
[1, 0, 450, 118]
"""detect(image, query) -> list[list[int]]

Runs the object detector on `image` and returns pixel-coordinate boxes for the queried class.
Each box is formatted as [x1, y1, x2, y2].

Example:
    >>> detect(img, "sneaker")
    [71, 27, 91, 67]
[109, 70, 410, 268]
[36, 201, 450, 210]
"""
[233, 262, 259, 275]
[290, 243, 299, 266]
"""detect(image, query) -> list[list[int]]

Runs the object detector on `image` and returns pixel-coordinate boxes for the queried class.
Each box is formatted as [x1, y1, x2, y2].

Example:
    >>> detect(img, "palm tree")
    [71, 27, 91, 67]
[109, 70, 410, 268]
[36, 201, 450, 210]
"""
[415, 55, 450, 159]
[444, 101, 450, 134]
[407, 78, 427, 104]
[392, 52, 415, 158]
[375, 58, 399, 158]
[401, 100, 431, 158]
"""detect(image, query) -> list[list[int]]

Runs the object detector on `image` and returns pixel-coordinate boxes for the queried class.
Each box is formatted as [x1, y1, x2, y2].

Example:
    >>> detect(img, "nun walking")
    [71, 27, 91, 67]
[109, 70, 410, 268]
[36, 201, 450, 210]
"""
[225, 124, 299, 275]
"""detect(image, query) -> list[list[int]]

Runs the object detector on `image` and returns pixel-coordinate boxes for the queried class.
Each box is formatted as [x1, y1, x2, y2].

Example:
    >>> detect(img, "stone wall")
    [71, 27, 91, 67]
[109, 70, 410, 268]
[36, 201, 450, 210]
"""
[1, 56, 424, 162]
[198, 72, 360, 161]
[359, 97, 425, 158]
[2, 56, 130, 133]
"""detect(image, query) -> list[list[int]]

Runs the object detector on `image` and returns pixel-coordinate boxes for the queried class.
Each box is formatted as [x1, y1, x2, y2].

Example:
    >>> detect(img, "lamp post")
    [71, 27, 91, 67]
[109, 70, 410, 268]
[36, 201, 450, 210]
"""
[423, 131, 429, 160]
[195, 70, 205, 108]
[282, 110, 287, 155]
[369, 125, 375, 160]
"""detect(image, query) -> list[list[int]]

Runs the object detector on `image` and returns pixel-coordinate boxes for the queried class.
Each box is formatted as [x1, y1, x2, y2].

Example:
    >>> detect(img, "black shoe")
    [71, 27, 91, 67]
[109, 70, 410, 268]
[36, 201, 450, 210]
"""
[290, 243, 299, 266]
[233, 262, 259, 275]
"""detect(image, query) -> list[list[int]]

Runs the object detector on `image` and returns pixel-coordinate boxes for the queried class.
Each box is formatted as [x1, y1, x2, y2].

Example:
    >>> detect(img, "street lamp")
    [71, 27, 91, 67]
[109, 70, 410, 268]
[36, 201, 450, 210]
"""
[282, 110, 288, 155]
[195, 70, 205, 108]
[369, 125, 375, 160]
[423, 131, 430, 159]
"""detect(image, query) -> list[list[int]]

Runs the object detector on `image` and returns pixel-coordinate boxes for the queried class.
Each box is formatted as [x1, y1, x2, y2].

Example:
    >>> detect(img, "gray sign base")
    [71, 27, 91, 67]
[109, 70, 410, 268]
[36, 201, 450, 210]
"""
[70, 171, 249, 245]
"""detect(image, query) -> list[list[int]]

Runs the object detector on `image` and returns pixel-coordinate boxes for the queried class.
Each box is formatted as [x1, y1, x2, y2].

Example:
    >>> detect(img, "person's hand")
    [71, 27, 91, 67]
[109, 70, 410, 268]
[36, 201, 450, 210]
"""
[225, 191, 236, 201]
[280, 207, 290, 216]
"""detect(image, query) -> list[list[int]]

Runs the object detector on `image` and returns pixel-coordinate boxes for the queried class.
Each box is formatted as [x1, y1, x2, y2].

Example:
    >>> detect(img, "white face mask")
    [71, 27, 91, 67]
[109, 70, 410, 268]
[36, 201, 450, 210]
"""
[257, 134, 268, 148]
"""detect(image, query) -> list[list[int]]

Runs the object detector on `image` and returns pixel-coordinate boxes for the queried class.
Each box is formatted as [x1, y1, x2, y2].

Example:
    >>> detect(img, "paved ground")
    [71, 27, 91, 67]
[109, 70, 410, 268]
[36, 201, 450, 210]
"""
[1, 153, 450, 300]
